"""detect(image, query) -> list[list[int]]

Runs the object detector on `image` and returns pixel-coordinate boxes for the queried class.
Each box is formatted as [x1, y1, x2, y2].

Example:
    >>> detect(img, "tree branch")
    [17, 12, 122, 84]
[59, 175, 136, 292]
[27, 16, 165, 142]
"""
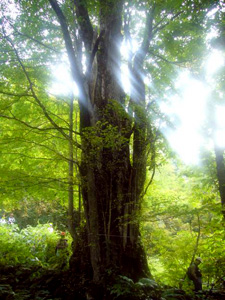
[152, 11, 183, 36]
[48, 0, 83, 87]
[8, 20, 59, 53]
[1, 152, 59, 161]
[134, 5, 156, 67]
[48, 0, 91, 129]
[87, 29, 105, 76]
[149, 50, 190, 66]
[152, 15, 167, 31]
[141, 5, 156, 57]
[73, 0, 93, 53]
[0, 91, 32, 98]
[0, 113, 81, 145]
[2, 31, 81, 146]
[1, 177, 78, 192]
[141, 166, 156, 199]
[0, 136, 80, 167]
[124, 6, 133, 70]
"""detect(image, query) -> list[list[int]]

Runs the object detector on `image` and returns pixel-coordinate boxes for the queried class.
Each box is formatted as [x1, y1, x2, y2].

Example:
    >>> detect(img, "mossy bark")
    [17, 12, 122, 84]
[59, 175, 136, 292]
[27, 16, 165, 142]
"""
[50, 0, 151, 286]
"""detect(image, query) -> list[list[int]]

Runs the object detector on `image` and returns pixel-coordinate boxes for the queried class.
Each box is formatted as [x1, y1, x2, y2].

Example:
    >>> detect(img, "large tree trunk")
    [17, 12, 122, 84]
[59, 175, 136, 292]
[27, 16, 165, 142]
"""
[49, 0, 150, 286]
[79, 0, 150, 283]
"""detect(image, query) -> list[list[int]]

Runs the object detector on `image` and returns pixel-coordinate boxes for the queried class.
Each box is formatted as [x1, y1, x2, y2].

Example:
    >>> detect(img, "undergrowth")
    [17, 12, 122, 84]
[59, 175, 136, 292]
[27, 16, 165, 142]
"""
[0, 223, 72, 269]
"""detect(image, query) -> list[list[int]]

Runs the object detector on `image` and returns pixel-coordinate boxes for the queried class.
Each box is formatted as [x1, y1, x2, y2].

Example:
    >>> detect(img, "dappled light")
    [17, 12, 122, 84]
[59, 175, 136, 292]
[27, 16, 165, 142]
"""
[214, 106, 225, 148]
[160, 49, 224, 165]
[49, 63, 79, 96]
[205, 50, 224, 76]
[121, 64, 131, 94]
[160, 73, 209, 165]
[1, 0, 225, 299]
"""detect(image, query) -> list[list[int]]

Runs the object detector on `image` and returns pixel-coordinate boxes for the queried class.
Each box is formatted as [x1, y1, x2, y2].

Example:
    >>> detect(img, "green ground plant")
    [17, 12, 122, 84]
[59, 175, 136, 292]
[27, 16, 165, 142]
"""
[109, 276, 161, 300]
[0, 223, 72, 269]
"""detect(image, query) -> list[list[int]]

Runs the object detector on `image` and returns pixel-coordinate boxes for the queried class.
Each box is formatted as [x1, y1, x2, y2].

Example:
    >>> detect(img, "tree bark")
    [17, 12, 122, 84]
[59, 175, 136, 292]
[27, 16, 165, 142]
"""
[214, 146, 225, 218]
[68, 95, 77, 240]
[210, 102, 225, 219]
[50, 0, 151, 285]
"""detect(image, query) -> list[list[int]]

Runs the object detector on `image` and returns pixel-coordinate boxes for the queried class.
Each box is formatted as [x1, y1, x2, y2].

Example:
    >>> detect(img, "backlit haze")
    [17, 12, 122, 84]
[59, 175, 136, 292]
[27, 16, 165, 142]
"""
[50, 37, 224, 167]
[3, 0, 225, 166]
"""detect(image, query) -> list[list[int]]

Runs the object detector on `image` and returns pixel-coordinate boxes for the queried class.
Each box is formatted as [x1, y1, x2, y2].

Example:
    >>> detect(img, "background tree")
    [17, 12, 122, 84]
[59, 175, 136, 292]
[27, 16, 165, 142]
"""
[200, 3, 225, 219]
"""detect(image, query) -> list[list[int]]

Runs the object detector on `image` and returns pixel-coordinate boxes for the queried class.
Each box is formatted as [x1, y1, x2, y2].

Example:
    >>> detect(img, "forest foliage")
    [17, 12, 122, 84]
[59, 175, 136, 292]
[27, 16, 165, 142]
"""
[0, 0, 225, 295]
[0, 222, 72, 268]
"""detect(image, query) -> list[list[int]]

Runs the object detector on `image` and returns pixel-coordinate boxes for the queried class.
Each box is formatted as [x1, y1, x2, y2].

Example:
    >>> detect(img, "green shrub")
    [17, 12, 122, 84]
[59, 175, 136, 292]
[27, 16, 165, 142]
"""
[109, 276, 161, 300]
[0, 223, 72, 268]
[0, 224, 33, 265]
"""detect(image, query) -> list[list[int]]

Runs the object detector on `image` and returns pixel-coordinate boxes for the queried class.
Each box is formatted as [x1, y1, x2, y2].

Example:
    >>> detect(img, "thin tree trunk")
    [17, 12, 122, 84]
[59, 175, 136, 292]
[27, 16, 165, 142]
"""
[181, 213, 201, 286]
[214, 146, 225, 218]
[68, 95, 76, 240]
[210, 102, 225, 219]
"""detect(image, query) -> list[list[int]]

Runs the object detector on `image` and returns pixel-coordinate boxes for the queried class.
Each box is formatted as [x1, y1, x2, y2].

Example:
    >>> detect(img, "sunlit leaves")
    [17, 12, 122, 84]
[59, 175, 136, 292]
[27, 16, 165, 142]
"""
[0, 223, 72, 267]
[141, 161, 224, 287]
[0, 0, 224, 289]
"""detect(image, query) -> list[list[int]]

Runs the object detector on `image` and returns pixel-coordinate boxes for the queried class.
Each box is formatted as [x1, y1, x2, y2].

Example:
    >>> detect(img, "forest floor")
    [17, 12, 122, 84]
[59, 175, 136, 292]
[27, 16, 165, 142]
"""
[1, 265, 225, 300]
[0, 265, 66, 300]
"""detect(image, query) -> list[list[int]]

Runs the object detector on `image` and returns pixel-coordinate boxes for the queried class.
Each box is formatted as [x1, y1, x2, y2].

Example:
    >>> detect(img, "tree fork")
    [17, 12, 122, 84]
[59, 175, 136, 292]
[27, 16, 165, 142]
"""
[50, 0, 150, 285]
